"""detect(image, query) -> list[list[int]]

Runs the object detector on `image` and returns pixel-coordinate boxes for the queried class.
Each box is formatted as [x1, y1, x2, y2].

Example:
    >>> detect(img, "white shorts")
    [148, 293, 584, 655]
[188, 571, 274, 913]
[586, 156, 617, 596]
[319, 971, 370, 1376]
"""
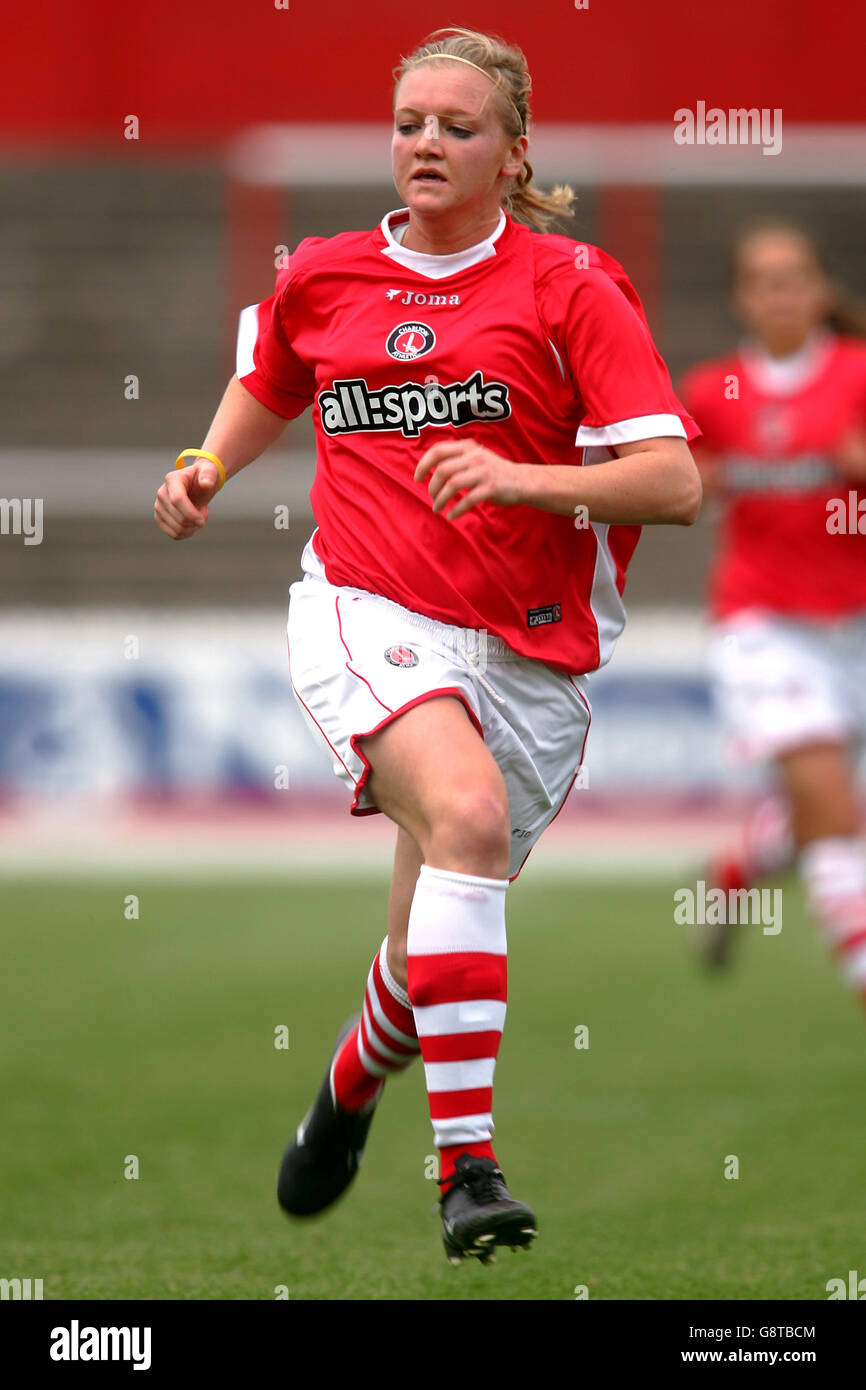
[708, 609, 866, 763]
[287, 567, 592, 881]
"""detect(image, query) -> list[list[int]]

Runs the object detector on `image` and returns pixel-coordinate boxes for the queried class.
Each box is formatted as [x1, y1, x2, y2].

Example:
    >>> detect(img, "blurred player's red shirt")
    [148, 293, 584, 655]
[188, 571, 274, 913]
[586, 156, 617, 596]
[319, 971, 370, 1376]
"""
[679, 332, 866, 620]
[237, 208, 698, 674]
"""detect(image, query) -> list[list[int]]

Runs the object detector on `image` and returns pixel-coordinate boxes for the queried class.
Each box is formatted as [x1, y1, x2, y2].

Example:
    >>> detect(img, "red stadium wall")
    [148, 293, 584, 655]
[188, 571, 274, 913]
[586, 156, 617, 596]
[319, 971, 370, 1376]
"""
[4, 0, 865, 145]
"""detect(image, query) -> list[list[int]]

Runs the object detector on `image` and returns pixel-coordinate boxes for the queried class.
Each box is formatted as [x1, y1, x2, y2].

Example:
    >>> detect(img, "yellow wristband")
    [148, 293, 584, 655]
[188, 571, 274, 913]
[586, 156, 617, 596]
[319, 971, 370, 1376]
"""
[175, 449, 226, 491]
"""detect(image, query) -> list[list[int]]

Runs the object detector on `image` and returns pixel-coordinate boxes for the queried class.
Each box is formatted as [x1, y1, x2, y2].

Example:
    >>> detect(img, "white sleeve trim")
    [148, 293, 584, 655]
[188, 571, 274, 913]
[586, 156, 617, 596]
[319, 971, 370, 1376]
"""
[576, 413, 686, 446]
[236, 304, 258, 379]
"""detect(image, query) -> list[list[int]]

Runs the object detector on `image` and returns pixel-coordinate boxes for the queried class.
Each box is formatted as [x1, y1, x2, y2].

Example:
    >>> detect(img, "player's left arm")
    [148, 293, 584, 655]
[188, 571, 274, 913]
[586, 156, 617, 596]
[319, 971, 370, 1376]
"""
[415, 435, 702, 525]
[418, 261, 704, 524]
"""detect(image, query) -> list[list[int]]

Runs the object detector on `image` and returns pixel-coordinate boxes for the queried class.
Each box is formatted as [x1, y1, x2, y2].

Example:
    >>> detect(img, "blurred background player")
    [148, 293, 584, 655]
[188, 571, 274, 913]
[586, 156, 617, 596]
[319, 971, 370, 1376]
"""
[679, 224, 866, 992]
[155, 26, 701, 1264]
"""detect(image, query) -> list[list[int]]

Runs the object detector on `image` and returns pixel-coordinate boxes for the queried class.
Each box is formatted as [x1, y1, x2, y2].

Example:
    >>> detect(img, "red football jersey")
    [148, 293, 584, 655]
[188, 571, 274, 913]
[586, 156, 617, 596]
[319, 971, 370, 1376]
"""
[679, 331, 866, 620]
[237, 207, 698, 674]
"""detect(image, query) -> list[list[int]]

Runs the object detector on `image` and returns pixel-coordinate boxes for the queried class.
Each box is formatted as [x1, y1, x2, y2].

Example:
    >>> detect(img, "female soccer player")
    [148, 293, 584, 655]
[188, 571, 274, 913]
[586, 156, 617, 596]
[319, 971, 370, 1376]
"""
[679, 225, 866, 986]
[154, 26, 701, 1265]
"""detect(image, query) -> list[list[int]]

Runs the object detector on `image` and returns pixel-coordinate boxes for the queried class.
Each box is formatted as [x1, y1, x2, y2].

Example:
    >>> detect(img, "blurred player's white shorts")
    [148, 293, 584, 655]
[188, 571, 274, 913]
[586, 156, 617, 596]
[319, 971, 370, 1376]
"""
[288, 538, 591, 880]
[708, 608, 866, 762]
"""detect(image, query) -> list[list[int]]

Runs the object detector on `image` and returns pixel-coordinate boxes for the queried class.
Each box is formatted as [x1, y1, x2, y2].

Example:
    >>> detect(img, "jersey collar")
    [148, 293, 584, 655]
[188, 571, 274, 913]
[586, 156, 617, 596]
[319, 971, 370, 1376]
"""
[378, 206, 507, 280]
[739, 328, 835, 396]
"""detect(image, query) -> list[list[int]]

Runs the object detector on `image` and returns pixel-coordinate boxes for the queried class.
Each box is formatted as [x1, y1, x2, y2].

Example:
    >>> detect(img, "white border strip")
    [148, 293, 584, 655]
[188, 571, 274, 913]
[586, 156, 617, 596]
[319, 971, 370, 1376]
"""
[236, 304, 258, 378]
[577, 414, 687, 446]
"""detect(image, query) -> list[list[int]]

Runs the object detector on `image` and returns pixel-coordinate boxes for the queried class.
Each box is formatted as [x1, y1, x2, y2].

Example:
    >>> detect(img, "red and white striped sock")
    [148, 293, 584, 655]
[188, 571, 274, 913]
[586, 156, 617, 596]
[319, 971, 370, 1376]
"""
[713, 793, 794, 892]
[331, 937, 421, 1112]
[406, 864, 508, 1190]
[800, 837, 866, 1005]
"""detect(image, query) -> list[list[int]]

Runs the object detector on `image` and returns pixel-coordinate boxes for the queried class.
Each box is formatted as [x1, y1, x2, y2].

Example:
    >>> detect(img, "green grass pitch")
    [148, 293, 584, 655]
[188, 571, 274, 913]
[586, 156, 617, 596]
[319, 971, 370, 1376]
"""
[2, 872, 863, 1301]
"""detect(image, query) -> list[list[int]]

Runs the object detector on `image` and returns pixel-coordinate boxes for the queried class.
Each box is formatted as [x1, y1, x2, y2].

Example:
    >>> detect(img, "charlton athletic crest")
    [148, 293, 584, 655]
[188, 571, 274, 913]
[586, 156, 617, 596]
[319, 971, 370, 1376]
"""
[385, 645, 419, 668]
[754, 404, 791, 450]
[386, 322, 435, 361]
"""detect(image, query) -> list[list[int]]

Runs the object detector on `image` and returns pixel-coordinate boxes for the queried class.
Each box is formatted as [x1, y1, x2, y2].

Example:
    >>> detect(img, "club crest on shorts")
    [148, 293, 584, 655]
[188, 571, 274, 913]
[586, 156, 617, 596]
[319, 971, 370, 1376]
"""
[386, 322, 435, 361]
[385, 644, 419, 668]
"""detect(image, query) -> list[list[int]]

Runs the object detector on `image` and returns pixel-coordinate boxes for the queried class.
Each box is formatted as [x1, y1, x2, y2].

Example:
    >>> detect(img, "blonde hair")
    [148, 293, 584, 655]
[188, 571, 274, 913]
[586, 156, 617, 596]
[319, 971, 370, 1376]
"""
[393, 26, 576, 233]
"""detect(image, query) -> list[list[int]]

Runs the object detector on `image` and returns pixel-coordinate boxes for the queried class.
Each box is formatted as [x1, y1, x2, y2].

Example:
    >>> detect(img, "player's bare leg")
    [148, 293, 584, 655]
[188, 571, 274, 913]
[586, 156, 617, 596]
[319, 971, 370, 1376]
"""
[360, 695, 536, 1263]
[775, 741, 860, 845]
[362, 694, 511, 877]
[326, 826, 425, 1115]
[700, 792, 794, 968]
[775, 741, 866, 1009]
[384, 827, 424, 991]
[276, 809, 428, 1223]
[308, 828, 423, 1145]
[279, 696, 535, 1259]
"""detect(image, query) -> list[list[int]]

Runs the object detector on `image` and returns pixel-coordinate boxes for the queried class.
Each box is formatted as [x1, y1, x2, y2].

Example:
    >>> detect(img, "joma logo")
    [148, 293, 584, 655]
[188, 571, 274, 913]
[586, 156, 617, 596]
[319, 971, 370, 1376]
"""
[386, 289, 461, 306]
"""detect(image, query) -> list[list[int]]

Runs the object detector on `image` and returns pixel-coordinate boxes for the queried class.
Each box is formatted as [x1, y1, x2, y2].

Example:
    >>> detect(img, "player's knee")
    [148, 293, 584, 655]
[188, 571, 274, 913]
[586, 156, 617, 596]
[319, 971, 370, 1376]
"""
[431, 790, 510, 875]
[386, 937, 408, 988]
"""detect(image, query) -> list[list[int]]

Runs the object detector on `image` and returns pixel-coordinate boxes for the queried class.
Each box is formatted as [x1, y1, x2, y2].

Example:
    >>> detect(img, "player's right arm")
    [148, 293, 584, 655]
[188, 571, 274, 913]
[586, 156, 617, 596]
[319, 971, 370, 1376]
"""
[154, 374, 291, 540]
[155, 255, 318, 541]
